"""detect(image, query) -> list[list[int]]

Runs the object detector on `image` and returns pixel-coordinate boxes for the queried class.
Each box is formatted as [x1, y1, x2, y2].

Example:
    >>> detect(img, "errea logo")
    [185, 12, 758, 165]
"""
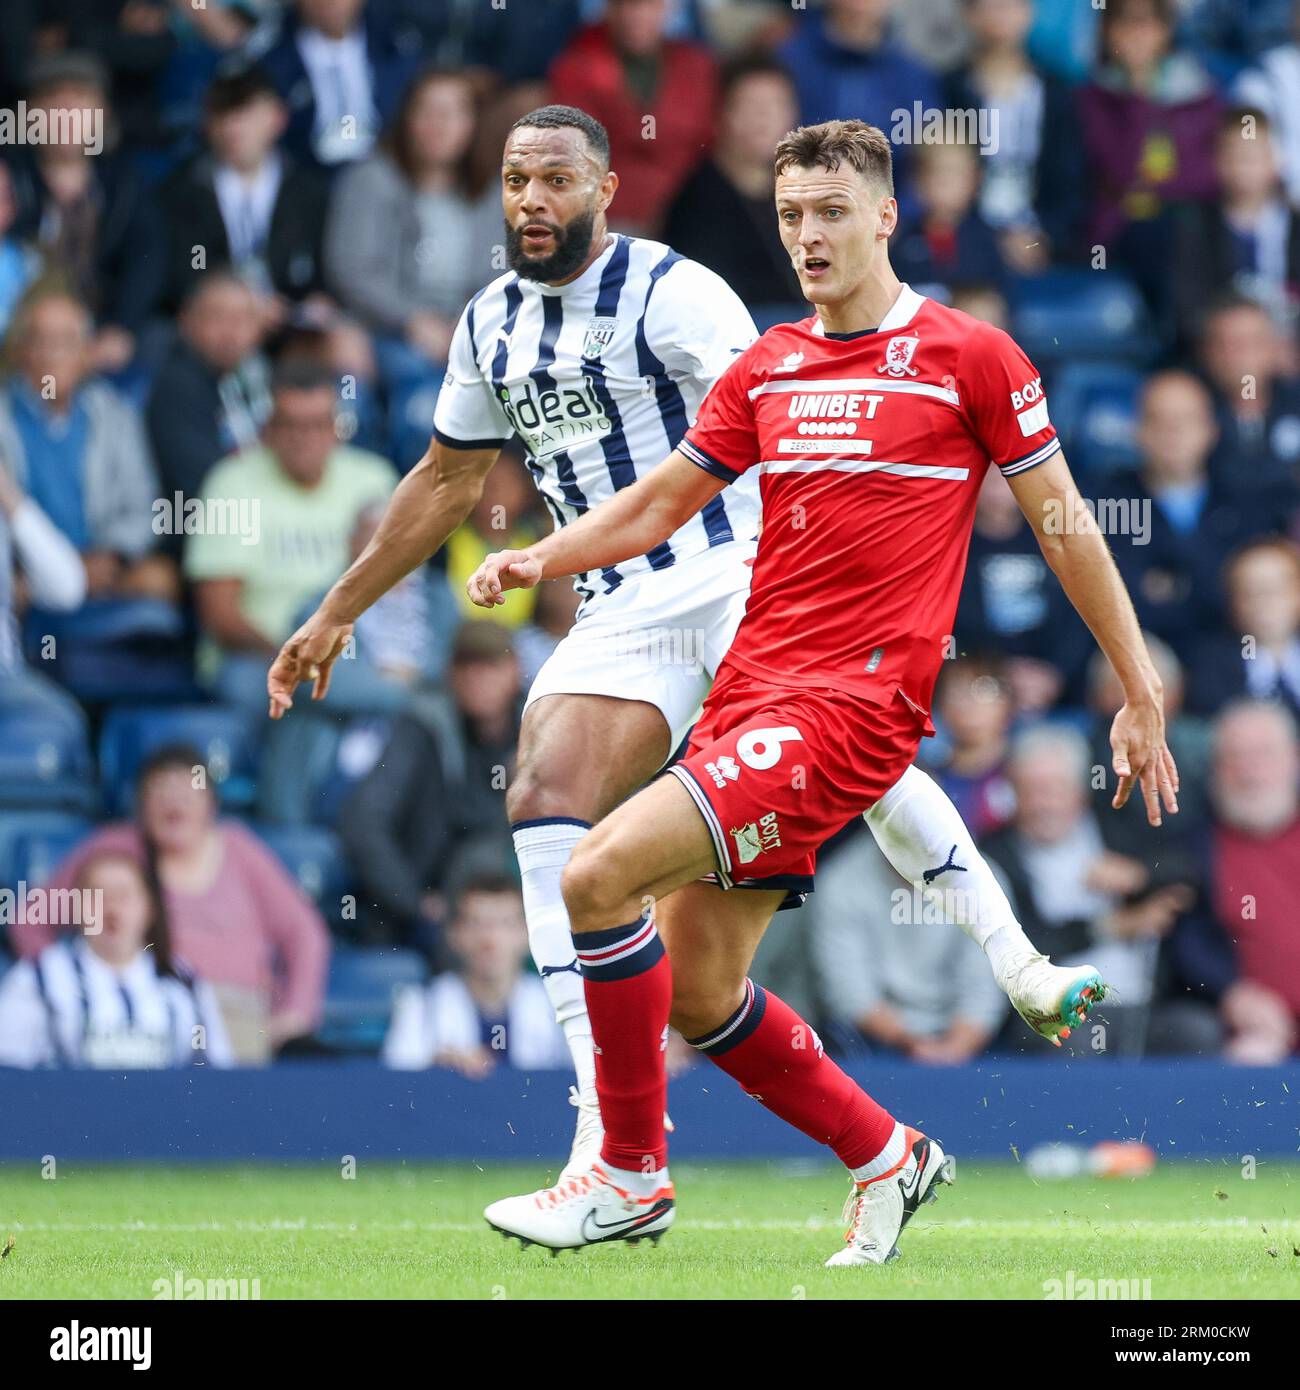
[705, 755, 740, 788]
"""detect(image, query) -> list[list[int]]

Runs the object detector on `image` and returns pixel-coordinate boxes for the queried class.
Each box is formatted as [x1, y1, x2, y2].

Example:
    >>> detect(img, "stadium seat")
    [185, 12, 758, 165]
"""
[1008, 271, 1157, 366]
[0, 811, 93, 890]
[34, 598, 183, 646]
[249, 822, 353, 918]
[256, 713, 395, 826]
[98, 704, 263, 816]
[0, 710, 96, 813]
[1047, 361, 1144, 476]
[316, 946, 428, 1053]
[10, 820, 98, 888]
[24, 599, 203, 705]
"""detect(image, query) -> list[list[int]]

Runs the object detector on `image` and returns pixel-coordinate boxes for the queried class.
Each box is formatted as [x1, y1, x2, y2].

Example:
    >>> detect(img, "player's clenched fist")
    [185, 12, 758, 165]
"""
[466, 549, 543, 607]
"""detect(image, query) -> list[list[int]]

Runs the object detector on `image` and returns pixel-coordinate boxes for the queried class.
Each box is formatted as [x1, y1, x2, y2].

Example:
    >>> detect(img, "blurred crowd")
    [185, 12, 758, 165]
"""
[2, 0, 1300, 1071]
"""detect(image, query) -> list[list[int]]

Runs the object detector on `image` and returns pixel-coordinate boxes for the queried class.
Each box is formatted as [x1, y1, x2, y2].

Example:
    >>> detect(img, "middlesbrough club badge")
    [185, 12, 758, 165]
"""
[878, 334, 920, 377]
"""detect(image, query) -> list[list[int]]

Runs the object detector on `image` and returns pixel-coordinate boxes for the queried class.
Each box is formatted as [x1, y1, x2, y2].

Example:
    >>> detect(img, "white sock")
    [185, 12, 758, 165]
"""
[850, 1121, 906, 1183]
[600, 1161, 670, 1195]
[512, 819, 596, 1095]
[982, 924, 1041, 987]
[864, 764, 1039, 988]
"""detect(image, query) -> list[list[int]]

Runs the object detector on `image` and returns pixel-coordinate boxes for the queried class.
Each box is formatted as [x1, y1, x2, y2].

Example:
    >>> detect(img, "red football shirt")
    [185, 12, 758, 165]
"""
[679, 285, 1060, 722]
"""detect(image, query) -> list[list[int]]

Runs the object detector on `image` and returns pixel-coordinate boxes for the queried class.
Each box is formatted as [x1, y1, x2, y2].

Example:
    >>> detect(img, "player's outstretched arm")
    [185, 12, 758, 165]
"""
[466, 449, 726, 606]
[1007, 452, 1179, 827]
[268, 440, 500, 718]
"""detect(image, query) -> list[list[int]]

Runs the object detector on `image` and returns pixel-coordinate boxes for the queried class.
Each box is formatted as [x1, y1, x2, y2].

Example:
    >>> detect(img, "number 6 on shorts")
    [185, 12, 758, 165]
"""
[736, 725, 804, 770]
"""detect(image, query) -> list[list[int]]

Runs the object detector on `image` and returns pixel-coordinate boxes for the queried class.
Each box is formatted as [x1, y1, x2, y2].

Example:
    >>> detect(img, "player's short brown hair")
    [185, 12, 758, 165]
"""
[772, 119, 894, 195]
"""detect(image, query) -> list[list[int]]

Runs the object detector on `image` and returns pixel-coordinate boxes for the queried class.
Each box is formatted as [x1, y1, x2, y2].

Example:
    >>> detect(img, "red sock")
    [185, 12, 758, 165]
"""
[686, 979, 895, 1169]
[575, 916, 672, 1172]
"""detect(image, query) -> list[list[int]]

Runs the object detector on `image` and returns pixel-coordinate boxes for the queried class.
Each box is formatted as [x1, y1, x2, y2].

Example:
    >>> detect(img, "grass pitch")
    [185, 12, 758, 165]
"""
[1, 1161, 1297, 1300]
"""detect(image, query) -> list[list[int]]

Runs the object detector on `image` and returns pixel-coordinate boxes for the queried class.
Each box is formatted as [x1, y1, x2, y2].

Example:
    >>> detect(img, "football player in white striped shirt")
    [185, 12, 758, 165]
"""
[271, 106, 760, 1173]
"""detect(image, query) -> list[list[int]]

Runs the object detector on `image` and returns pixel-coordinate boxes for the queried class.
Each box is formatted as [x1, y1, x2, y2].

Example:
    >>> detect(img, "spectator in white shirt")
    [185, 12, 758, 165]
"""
[297, 10, 380, 165]
[0, 851, 233, 1069]
[261, 0, 417, 174]
[0, 449, 87, 736]
[383, 873, 568, 1075]
[346, 502, 457, 687]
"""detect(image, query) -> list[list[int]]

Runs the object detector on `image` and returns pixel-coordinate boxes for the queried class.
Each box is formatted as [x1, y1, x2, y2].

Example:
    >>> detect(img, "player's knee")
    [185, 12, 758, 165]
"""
[669, 981, 746, 1043]
[559, 841, 619, 929]
[561, 828, 642, 928]
[505, 762, 583, 826]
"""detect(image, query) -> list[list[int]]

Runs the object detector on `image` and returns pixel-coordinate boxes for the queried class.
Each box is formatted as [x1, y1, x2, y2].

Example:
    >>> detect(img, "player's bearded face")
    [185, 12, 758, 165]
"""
[505, 204, 598, 282]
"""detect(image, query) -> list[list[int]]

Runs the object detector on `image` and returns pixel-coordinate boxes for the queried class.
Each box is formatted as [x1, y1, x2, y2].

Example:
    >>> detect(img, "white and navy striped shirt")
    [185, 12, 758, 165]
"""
[0, 939, 234, 1070]
[432, 234, 761, 600]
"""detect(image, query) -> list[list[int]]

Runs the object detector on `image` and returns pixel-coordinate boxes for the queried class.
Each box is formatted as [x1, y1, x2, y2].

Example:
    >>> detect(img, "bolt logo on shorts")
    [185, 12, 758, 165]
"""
[730, 811, 782, 865]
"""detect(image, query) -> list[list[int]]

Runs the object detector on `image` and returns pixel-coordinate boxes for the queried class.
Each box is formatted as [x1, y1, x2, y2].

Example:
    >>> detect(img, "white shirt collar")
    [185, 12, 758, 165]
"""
[296, 25, 367, 64]
[809, 282, 925, 336]
[878, 282, 926, 332]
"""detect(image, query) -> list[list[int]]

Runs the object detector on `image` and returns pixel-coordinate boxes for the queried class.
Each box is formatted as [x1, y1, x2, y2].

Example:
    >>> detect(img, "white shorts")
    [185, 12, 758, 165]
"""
[523, 540, 757, 751]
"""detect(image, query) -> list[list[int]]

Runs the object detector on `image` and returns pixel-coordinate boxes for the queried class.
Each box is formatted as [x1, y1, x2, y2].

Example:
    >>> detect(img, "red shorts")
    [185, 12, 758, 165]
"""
[668, 663, 928, 895]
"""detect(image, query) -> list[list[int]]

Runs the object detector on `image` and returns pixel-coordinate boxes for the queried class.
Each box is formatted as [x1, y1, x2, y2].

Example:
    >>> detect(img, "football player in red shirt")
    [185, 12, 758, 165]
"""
[468, 120, 1179, 1264]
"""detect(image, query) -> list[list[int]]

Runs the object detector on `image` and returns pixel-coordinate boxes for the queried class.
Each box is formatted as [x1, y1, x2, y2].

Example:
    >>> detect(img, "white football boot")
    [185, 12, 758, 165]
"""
[1003, 955, 1107, 1047]
[826, 1128, 954, 1267]
[559, 1085, 604, 1182]
[485, 1162, 675, 1251]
